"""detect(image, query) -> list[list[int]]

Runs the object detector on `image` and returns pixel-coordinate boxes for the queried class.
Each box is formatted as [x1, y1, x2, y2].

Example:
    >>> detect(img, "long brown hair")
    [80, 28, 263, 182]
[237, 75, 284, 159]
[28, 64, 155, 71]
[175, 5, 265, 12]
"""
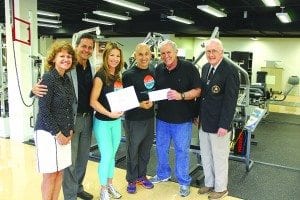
[100, 42, 124, 85]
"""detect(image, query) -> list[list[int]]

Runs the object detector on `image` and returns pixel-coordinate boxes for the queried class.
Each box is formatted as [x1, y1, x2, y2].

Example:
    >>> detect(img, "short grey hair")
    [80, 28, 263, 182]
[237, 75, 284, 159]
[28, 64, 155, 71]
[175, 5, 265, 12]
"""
[158, 39, 178, 52]
[205, 38, 224, 51]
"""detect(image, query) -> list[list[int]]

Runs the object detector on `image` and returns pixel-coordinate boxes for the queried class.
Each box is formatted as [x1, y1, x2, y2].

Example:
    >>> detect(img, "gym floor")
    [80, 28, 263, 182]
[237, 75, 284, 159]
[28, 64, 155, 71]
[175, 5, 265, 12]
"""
[0, 96, 299, 200]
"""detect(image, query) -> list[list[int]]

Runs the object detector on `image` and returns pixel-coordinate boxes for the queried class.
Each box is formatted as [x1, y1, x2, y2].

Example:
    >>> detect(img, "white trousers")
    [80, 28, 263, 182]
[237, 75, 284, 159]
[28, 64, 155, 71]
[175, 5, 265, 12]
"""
[199, 127, 231, 192]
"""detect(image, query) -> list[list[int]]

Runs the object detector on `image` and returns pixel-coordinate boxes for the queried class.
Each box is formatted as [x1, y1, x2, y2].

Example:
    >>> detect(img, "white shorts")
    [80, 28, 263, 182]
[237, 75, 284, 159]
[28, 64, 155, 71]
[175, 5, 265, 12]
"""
[34, 130, 71, 173]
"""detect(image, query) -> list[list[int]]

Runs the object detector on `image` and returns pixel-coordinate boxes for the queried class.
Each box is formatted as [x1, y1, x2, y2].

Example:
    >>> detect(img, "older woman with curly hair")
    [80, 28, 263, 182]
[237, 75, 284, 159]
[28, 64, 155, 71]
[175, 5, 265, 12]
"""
[34, 40, 76, 200]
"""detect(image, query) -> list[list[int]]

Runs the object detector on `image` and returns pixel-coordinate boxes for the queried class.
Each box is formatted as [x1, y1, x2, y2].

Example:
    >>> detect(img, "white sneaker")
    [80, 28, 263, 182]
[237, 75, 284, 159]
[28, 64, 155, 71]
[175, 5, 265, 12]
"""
[149, 175, 171, 184]
[100, 189, 110, 200]
[107, 184, 122, 199]
[179, 185, 190, 197]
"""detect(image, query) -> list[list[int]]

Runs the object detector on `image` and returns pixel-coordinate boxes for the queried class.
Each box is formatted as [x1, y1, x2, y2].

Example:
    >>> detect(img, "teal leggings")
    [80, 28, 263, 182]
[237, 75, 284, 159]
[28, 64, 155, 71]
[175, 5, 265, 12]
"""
[93, 117, 121, 185]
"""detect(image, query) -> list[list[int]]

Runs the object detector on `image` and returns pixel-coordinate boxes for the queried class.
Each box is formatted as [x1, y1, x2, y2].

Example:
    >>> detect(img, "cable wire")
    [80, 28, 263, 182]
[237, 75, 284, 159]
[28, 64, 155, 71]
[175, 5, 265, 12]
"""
[12, 40, 35, 107]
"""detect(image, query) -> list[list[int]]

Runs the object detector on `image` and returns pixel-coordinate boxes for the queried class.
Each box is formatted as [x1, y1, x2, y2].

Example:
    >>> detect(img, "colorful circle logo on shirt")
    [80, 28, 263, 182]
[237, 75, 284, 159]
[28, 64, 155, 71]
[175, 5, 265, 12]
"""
[144, 75, 155, 90]
[114, 80, 123, 91]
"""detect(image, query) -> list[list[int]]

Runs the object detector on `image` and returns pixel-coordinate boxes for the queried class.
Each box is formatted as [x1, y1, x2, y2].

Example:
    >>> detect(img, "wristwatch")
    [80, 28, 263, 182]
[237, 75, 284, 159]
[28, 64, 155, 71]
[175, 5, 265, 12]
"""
[181, 92, 185, 100]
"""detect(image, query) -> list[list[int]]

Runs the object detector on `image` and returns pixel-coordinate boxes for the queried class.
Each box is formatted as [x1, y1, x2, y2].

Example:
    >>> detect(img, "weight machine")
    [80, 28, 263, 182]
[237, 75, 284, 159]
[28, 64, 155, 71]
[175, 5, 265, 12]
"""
[270, 75, 300, 101]
[71, 26, 101, 48]
[87, 28, 266, 174]
[0, 24, 10, 138]
[128, 32, 166, 69]
[0, 24, 8, 118]
[89, 31, 168, 163]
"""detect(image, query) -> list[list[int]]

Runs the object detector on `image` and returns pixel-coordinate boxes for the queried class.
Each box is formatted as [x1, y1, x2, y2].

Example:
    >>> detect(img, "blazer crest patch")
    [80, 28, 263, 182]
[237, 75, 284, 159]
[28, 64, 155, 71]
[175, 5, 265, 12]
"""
[211, 85, 220, 93]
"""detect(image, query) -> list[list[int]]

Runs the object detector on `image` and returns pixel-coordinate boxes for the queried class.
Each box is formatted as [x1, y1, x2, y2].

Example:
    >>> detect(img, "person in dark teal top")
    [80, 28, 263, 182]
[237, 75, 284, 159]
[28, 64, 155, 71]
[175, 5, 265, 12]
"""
[122, 43, 155, 194]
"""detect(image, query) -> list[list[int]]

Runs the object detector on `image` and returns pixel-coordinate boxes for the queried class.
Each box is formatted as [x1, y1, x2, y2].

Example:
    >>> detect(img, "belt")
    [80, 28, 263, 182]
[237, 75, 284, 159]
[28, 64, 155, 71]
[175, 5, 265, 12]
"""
[77, 112, 91, 117]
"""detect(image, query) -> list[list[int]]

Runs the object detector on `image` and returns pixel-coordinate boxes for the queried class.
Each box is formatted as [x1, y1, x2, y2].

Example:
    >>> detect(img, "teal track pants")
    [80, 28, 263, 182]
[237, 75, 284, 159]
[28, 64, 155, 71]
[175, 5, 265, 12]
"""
[93, 117, 121, 185]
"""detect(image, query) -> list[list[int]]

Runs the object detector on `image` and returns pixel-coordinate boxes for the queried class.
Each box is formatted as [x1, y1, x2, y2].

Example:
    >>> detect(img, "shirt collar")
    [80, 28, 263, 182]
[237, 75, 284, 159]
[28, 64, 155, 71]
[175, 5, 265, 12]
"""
[164, 57, 181, 72]
[210, 58, 223, 70]
[52, 68, 68, 80]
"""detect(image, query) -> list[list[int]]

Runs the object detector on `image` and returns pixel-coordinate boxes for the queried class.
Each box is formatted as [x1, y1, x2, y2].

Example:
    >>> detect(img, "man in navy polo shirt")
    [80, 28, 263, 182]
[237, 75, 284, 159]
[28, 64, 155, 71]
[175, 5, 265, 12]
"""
[150, 40, 201, 197]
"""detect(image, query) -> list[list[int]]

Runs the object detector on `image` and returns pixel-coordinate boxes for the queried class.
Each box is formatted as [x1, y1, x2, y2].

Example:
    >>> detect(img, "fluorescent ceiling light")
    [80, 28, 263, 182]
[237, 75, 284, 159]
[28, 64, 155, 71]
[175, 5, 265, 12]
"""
[93, 10, 132, 20]
[103, 0, 150, 11]
[276, 12, 292, 23]
[38, 23, 61, 28]
[37, 10, 60, 17]
[167, 15, 194, 24]
[37, 17, 61, 24]
[261, 0, 280, 7]
[82, 18, 115, 26]
[197, 5, 227, 17]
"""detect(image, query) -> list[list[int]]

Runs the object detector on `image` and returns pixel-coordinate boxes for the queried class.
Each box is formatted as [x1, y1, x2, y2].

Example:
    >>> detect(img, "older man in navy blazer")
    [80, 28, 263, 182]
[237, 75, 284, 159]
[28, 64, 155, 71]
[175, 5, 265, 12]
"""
[197, 38, 239, 199]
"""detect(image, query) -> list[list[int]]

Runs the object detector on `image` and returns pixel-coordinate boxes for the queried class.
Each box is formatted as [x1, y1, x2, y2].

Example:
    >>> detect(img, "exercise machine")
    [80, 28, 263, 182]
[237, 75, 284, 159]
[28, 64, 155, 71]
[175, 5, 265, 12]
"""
[127, 32, 166, 69]
[0, 24, 9, 138]
[270, 75, 299, 101]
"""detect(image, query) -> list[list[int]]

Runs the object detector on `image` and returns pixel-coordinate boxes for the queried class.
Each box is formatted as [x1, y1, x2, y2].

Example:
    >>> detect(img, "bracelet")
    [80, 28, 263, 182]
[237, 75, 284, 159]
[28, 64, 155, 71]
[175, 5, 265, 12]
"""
[181, 92, 185, 100]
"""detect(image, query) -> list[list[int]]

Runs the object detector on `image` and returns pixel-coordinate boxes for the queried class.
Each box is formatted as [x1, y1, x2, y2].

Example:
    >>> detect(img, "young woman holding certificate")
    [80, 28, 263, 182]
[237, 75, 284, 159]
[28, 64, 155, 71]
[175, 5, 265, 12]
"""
[90, 42, 125, 200]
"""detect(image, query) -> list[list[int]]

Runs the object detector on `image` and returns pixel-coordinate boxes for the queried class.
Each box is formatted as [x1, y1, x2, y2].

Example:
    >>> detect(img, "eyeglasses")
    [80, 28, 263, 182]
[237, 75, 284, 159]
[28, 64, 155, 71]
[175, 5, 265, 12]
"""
[205, 49, 221, 55]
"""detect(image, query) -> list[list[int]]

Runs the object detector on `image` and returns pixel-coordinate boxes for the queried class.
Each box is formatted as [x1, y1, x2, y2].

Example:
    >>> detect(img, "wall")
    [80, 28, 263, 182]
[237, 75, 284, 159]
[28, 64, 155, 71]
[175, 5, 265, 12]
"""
[197, 37, 300, 95]
[100, 37, 145, 64]
[173, 37, 195, 59]
[40, 36, 300, 95]
[225, 38, 298, 80]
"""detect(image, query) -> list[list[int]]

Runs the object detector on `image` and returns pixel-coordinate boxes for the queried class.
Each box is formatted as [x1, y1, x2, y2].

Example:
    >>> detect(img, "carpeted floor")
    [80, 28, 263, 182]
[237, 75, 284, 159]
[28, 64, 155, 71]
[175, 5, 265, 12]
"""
[269, 100, 300, 107]
[251, 112, 300, 169]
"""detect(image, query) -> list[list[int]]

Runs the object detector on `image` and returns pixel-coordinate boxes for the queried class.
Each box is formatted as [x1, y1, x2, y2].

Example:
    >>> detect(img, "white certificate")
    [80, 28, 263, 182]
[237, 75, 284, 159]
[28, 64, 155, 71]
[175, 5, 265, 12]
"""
[148, 88, 170, 102]
[106, 86, 140, 112]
